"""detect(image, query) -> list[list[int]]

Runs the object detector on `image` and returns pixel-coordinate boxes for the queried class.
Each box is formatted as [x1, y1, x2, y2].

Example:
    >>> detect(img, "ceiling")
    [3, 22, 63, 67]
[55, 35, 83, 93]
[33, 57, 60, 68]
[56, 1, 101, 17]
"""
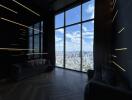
[0, 0, 80, 26]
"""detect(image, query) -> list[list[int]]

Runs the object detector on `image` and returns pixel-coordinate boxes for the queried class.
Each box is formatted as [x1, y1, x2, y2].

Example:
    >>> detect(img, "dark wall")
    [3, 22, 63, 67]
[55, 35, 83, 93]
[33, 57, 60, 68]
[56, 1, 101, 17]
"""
[43, 9, 55, 66]
[0, 21, 28, 78]
[112, 0, 132, 89]
[94, 0, 112, 80]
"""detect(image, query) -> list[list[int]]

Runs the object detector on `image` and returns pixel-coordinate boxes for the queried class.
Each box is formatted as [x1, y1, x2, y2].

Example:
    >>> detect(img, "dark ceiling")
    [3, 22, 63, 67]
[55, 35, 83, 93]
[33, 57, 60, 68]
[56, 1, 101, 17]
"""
[0, 0, 54, 25]
[0, 0, 80, 26]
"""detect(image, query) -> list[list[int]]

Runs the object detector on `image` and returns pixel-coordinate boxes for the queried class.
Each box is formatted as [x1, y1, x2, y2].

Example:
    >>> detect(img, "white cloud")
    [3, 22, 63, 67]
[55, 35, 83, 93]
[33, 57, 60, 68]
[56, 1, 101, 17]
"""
[90, 11, 94, 19]
[56, 29, 64, 33]
[85, 36, 94, 39]
[82, 26, 94, 36]
[83, 40, 93, 51]
[91, 20, 94, 24]
[86, 5, 94, 19]
[56, 29, 94, 51]
[82, 26, 87, 32]
[86, 5, 94, 13]
[55, 37, 62, 42]
[66, 33, 72, 39]
[66, 31, 80, 44]
[83, 31, 94, 36]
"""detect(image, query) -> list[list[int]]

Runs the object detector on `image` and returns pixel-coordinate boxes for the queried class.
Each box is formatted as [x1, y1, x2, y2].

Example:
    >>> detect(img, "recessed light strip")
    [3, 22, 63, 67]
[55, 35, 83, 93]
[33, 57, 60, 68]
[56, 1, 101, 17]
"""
[112, 10, 118, 22]
[112, 61, 126, 72]
[115, 48, 127, 51]
[112, 55, 117, 58]
[26, 53, 48, 55]
[0, 4, 18, 14]
[12, 0, 40, 16]
[118, 27, 125, 34]
[0, 48, 35, 51]
[0, 17, 42, 33]
[112, 0, 117, 10]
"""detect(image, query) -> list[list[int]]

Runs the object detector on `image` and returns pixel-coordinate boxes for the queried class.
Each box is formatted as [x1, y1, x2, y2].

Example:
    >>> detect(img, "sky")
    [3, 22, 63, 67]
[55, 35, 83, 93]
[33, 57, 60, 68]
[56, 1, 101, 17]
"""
[55, 0, 94, 52]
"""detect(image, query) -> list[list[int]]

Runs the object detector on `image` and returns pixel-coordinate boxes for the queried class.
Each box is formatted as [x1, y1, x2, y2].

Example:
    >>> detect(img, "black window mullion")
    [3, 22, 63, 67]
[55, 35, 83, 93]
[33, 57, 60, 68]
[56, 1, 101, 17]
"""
[33, 25, 34, 59]
[39, 22, 41, 58]
[80, 1, 83, 72]
[55, 18, 94, 30]
[64, 11, 66, 68]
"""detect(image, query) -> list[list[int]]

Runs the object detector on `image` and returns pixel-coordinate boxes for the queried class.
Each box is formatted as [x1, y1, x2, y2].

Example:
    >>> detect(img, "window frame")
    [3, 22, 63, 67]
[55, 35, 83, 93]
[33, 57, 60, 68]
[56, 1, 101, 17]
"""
[28, 21, 43, 59]
[55, 0, 95, 72]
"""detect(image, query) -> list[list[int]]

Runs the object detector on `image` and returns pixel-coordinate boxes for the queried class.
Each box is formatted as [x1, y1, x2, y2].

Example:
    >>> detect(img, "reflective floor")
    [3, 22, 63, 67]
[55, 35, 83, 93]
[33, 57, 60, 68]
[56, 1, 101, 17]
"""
[0, 68, 87, 100]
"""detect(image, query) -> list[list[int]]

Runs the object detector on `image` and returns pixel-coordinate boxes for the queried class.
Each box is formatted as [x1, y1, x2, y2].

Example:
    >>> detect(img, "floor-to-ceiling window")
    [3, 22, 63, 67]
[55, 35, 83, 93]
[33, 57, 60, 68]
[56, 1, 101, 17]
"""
[55, 0, 95, 72]
[55, 13, 64, 67]
[28, 21, 43, 59]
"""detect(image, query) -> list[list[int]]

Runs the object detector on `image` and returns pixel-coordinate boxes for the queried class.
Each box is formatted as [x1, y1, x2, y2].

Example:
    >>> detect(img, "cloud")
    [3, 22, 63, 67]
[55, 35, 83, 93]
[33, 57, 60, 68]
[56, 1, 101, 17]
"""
[66, 31, 80, 44]
[83, 31, 94, 36]
[82, 26, 87, 32]
[84, 36, 94, 39]
[55, 37, 62, 42]
[83, 40, 93, 51]
[86, 5, 94, 14]
[56, 29, 64, 33]
[82, 26, 94, 36]
[66, 33, 72, 39]
[56, 28, 94, 51]
[86, 4, 94, 19]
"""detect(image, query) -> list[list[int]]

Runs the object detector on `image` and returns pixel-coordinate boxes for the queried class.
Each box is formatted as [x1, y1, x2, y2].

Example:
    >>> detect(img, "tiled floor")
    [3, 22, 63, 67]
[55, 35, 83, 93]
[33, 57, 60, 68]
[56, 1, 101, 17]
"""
[0, 68, 87, 100]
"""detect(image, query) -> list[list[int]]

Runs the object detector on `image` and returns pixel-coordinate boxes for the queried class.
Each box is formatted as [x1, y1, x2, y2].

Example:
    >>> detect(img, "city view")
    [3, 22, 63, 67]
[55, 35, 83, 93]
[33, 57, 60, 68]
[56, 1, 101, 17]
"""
[56, 51, 93, 72]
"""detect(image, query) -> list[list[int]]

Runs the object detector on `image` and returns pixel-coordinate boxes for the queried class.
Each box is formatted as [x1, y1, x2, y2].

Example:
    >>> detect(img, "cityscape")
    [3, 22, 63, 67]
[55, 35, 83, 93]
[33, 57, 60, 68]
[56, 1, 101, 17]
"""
[56, 51, 93, 72]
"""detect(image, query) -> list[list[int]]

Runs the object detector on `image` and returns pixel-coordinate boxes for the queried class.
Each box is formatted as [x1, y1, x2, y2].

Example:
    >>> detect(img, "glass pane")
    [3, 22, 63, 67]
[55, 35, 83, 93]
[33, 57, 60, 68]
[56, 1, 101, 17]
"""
[55, 28, 64, 67]
[82, 21, 94, 72]
[66, 24, 81, 71]
[66, 6, 81, 25]
[34, 35, 39, 53]
[82, 0, 95, 21]
[29, 36, 33, 53]
[34, 23, 40, 34]
[41, 21, 43, 32]
[41, 21, 43, 54]
[55, 13, 64, 28]
[29, 26, 33, 36]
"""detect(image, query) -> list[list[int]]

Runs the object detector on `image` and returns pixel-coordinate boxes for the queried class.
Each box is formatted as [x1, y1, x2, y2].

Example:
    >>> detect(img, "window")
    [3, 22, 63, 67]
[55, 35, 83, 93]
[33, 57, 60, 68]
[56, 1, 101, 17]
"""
[28, 21, 43, 59]
[66, 6, 81, 25]
[66, 24, 81, 70]
[41, 21, 43, 53]
[55, 28, 64, 67]
[55, 13, 64, 28]
[29, 26, 33, 53]
[34, 35, 39, 53]
[82, 21, 94, 72]
[82, 0, 95, 21]
[55, 0, 95, 72]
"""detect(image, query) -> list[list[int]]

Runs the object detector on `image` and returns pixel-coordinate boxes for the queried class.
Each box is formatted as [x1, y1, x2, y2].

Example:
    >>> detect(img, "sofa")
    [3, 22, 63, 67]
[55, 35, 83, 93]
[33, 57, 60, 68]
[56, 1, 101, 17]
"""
[9, 59, 55, 81]
[85, 69, 132, 100]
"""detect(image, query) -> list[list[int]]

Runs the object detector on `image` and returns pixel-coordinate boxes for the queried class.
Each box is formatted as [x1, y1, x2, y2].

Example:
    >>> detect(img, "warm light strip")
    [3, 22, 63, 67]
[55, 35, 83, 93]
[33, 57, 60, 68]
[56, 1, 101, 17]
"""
[0, 4, 18, 14]
[115, 48, 127, 51]
[0, 48, 34, 51]
[12, 0, 40, 16]
[112, 10, 118, 22]
[112, 55, 117, 58]
[112, 61, 126, 72]
[0, 17, 42, 33]
[26, 53, 48, 55]
[19, 38, 26, 40]
[112, 0, 117, 10]
[10, 44, 18, 45]
[118, 27, 125, 34]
